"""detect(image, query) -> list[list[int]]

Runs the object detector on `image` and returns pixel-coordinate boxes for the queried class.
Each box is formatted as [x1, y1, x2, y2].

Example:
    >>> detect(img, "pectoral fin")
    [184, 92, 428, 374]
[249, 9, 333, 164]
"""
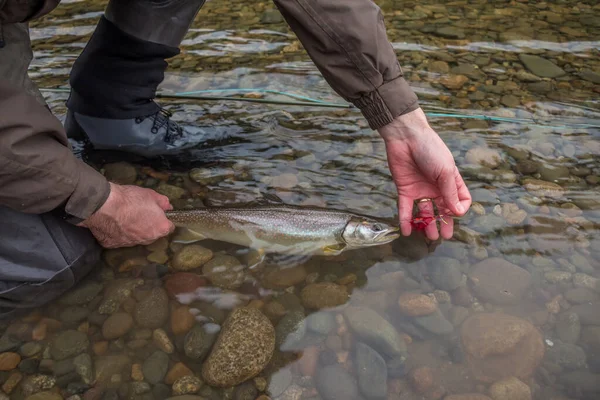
[171, 228, 207, 244]
[322, 243, 346, 256]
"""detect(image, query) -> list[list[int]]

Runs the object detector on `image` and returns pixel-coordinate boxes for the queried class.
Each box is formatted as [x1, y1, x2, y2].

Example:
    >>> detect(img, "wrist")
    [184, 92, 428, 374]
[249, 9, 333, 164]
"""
[78, 183, 119, 227]
[377, 107, 432, 142]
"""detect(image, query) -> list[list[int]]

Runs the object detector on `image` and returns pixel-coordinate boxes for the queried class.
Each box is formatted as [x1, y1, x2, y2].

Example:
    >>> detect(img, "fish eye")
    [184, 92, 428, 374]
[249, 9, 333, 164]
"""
[372, 223, 384, 232]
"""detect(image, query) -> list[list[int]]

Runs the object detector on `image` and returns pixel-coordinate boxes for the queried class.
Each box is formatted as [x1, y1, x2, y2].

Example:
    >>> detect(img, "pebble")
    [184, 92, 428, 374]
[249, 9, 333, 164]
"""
[202, 308, 275, 387]
[343, 306, 406, 358]
[58, 282, 103, 306]
[488, 377, 531, 400]
[171, 245, 214, 271]
[267, 367, 293, 397]
[202, 255, 245, 289]
[275, 310, 306, 351]
[398, 293, 438, 316]
[300, 283, 348, 309]
[0, 352, 21, 371]
[24, 391, 63, 400]
[74, 354, 93, 384]
[545, 341, 587, 370]
[544, 271, 572, 284]
[103, 162, 137, 185]
[102, 313, 133, 340]
[153, 329, 174, 354]
[2, 371, 22, 394]
[428, 258, 465, 291]
[164, 273, 206, 299]
[355, 342, 387, 399]
[315, 365, 359, 400]
[519, 54, 565, 78]
[468, 258, 531, 305]
[263, 266, 307, 289]
[521, 178, 564, 199]
[94, 355, 131, 384]
[142, 351, 169, 385]
[171, 306, 197, 336]
[233, 381, 258, 400]
[465, 147, 502, 168]
[414, 309, 454, 335]
[51, 330, 89, 361]
[184, 324, 218, 361]
[156, 182, 187, 200]
[165, 363, 194, 385]
[440, 75, 469, 90]
[306, 312, 336, 336]
[410, 366, 434, 394]
[172, 376, 203, 395]
[134, 287, 169, 329]
[573, 273, 599, 291]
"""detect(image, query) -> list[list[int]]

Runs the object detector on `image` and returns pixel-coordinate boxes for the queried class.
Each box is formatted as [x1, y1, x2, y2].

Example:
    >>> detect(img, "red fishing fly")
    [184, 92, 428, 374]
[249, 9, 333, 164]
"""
[410, 211, 449, 231]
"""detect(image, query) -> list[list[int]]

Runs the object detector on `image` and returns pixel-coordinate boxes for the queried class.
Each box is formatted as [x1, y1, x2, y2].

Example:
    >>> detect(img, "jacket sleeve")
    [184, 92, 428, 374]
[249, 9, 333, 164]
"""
[272, 0, 419, 130]
[0, 79, 110, 220]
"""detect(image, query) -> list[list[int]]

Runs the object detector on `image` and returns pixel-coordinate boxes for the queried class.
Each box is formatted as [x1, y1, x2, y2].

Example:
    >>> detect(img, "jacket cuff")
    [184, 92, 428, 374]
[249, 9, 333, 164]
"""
[353, 77, 420, 130]
[64, 160, 111, 221]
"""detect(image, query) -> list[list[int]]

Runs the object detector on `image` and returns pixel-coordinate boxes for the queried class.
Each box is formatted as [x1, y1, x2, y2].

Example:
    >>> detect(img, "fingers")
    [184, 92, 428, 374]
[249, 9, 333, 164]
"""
[151, 190, 173, 211]
[455, 168, 472, 213]
[439, 212, 454, 240]
[437, 167, 465, 217]
[398, 195, 414, 236]
[417, 199, 439, 241]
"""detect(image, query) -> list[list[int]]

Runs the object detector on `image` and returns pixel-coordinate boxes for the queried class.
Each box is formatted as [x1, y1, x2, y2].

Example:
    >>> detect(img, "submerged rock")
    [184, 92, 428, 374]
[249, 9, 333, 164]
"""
[468, 258, 531, 305]
[519, 54, 565, 78]
[355, 342, 387, 399]
[202, 307, 275, 387]
[343, 306, 406, 358]
[315, 365, 359, 400]
[300, 283, 348, 309]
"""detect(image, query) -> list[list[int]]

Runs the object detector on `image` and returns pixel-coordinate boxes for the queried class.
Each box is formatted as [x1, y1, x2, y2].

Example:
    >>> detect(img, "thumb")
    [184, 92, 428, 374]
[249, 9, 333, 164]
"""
[152, 191, 173, 211]
[437, 167, 464, 216]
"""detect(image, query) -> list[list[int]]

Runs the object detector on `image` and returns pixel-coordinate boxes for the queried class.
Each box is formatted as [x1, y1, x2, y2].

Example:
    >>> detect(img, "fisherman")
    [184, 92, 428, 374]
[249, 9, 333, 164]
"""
[0, 0, 471, 319]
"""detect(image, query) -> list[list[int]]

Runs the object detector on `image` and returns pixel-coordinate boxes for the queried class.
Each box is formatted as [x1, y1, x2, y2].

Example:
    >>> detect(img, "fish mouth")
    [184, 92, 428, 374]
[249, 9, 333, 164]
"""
[377, 226, 400, 242]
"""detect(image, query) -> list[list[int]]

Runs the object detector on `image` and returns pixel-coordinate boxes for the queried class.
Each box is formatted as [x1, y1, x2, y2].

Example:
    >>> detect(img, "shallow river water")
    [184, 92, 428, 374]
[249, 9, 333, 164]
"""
[3, 0, 599, 399]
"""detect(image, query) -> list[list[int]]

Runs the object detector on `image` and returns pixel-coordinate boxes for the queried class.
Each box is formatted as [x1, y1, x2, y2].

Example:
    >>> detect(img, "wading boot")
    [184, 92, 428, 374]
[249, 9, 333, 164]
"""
[64, 0, 211, 157]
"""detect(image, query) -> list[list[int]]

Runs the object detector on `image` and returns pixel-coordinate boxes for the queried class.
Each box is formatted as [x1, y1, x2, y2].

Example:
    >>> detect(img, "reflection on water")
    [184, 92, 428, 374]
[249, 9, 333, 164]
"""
[2, 0, 599, 399]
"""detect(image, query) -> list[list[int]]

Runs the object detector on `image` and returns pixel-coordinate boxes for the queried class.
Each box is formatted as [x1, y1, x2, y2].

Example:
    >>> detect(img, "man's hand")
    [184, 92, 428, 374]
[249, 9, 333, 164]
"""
[378, 108, 472, 241]
[79, 183, 175, 248]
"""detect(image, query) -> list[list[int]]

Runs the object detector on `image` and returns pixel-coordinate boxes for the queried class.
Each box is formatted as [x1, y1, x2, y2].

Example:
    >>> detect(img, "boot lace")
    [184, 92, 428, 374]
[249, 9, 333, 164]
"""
[134, 108, 184, 143]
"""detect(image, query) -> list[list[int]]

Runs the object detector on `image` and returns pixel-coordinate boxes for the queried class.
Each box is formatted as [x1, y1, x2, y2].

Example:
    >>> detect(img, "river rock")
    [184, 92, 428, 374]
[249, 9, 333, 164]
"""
[0, 352, 20, 371]
[172, 376, 203, 395]
[134, 287, 169, 329]
[51, 331, 89, 361]
[428, 258, 465, 291]
[468, 258, 531, 305]
[398, 293, 437, 317]
[171, 245, 213, 271]
[435, 26, 465, 39]
[202, 255, 245, 289]
[156, 182, 187, 200]
[564, 288, 597, 304]
[556, 312, 581, 344]
[414, 309, 454, 335]
[275, 310, 306, 350]
[59, 282, 103, 306]
[445, 395, 492, 400]
[519, 54, 565, 78]
[164, 273, 206, 299]
[440, 75, 469, 90]
[428, 60, 450, 73]
[184, 324, 218, 361]
[355, 342, 387, 399]
[267, 367, 293, 398]
[544, 271, 572, 285]
[560, 371, 600, 395]
[103, 162, 137, 185]
[522, 178, 564, 198]
[544, 341, 586, 370]
[410, 366, 433, 394]
[300, 283, 348, 309]
[73, 353, 93, 384]
[461, 313, 544, 382]
[315, 365, 359, 400]
[465, 147, 502, 168]
[263, 266, 307, 289]
[94, 355, 131, 384]
[489, 377, 531, 400]
[201, 308, 275, 387]
[142, 351, 169, 385]
[569, 303, 600, 325]
[24, 391, 63, 400]
[102, 313, 133, 340]
[306, 312, 336, 335]
[343, 306, 406, 358]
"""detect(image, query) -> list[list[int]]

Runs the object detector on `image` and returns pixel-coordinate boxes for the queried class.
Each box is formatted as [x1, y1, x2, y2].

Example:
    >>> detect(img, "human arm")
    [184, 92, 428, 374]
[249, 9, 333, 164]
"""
[0, 79, 174, 247]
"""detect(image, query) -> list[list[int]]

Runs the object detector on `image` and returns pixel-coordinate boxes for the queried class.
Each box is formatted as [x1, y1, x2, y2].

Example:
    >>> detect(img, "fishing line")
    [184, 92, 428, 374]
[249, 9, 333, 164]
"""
[39, 87, 600, 130]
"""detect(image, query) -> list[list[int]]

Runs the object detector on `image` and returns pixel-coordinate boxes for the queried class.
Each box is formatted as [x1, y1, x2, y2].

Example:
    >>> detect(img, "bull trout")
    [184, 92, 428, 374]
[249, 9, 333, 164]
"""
[165, 204, 400, 256]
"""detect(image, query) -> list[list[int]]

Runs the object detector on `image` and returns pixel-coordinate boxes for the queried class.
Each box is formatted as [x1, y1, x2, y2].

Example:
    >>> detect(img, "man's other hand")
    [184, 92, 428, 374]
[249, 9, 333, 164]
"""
[79, 183, 175, 248]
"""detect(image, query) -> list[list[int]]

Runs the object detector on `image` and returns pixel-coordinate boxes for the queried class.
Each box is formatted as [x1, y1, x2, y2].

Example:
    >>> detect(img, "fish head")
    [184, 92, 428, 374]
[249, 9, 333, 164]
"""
[342, 216, 400, 248]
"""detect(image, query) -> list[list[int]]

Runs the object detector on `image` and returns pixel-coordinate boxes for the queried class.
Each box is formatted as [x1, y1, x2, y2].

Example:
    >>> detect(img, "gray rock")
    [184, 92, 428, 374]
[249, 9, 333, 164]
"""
[233, 381, 258, 400]
[571, 254, 595, 274]
[0, 333, 21, 353]
[355, 343, 387, 399]
[53, 358, 76, 376]
[267, 367, 292, 398]
[73, 354, 93, 384]
[519, 54, 566, 78]
[560, 371, 600, 394]
[386, 356, 407, 378]
[153, 384, 171, 400]
[275, 310, 306, 351]
[184, 324, 218, 361]
[51, 330, 89, 361]
[58, 282, 103, 306]
[527, 81, 553, 93]
[427, 258, 465, 291]
[142, 351, 169, 385]
[556, 312, 581, 344]
[434, 26, 465, 39]
[564, 288, 598, 304]
[343, 306, 406, 358]
[571, 303, 600, 325]
[134, 287, 169, 329]
[545, 341, 586, 370]
[19, 358, 40, 374]
[131, 382, 151, 395]
[316, 365, 359, 400]
[306, 312, 336, 336]
[580, 69, 600, 84]
[413, 309, 454, 335]
[468, 257, 531, 305]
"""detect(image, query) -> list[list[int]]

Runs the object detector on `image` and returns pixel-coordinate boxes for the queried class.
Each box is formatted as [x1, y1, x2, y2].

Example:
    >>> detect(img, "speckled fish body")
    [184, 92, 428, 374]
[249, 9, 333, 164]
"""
[165, 204, 399, 255]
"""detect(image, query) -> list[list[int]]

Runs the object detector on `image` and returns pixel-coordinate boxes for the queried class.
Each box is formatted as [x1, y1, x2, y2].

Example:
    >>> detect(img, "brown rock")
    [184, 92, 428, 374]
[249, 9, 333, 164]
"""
[153, 329, 174, 354]
[171, 245, 213, 271]
[263, 301, 287, 322]
[465, 147, 503, 169]
[92, 341, 108, 356]
[440, 75, 469, 90]
[2, 371, 22, 394]
[461, 313, 544, 382]
[445, 395, 492, 400]
[522, 178, 565, 199]
[165, 362, 194, 385]
[488, 377, 531, 400]
[172, 376, 203, 395]
[0, 352, 21, 371]
[263, 266, 307, 289]
[410, 366, 434, 393]
[164, 272, 206, 298]
[132, 364, 144, 381]
[468, 258, 531, 305]
[300, 283, 349, 309]
[398, 293, 438, 316]
[171, 306, 196, 336]
[118, 257, 148, 273]
[102, 312, 134, 340]
[299, 346, 319, 376]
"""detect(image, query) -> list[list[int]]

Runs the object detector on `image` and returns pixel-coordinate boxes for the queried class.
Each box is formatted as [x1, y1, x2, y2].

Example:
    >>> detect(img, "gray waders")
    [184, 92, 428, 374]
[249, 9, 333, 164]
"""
[0, 22, 101, 321]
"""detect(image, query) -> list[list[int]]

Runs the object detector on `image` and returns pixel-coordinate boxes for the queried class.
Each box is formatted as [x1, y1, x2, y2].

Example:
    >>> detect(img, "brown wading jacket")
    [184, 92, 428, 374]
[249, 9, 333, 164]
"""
[0, 0, 419, 222]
